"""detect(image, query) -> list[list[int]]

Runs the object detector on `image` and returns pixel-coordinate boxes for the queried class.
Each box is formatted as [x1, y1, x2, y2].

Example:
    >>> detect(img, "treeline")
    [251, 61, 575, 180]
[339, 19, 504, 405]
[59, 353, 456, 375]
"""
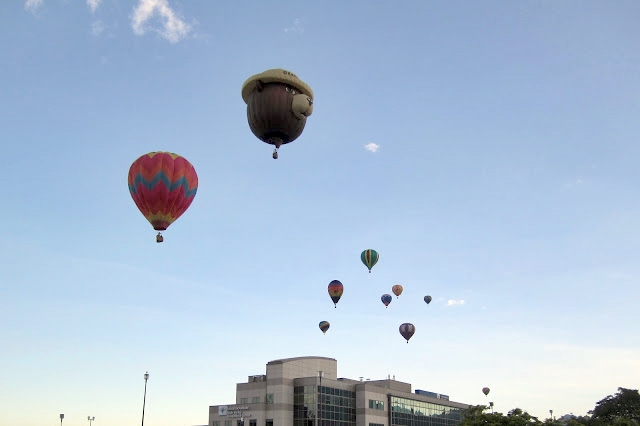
[459, 387, 640, 426]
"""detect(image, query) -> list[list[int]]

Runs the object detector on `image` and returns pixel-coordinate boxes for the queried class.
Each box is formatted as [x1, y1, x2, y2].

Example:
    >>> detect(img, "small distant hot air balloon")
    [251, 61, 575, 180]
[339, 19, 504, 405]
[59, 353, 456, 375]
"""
[128, 152, 198, 242]
[241, 69, 314, 159]
[328, 280, 344, 308]
[482, 387, 490, 396]
[381, 294, 392, 308]
[392, 285, 403, 298]
[399, 323, 415, 343]
[424, 295, 432, 304]
[361, 249, 379, 273]
[319, 321, 330, 334]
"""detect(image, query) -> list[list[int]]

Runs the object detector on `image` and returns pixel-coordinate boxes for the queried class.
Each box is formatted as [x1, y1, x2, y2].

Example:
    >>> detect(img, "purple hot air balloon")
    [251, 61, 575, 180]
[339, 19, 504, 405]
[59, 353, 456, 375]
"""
[381, 294, 392, 308]
[399, 323, 415, 343]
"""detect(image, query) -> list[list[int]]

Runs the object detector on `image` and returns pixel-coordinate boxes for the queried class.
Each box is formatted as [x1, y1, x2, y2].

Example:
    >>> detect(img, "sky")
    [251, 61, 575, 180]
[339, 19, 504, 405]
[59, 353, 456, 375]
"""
[1, 1, 640, 425]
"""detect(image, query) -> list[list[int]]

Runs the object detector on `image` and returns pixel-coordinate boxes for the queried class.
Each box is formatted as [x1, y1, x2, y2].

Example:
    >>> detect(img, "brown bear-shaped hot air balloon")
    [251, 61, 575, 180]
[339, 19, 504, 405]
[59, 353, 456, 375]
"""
[241, 69, 314, 159]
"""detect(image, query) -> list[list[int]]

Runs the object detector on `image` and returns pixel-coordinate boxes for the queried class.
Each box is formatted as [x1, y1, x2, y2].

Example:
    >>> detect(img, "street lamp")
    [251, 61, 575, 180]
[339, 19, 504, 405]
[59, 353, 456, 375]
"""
[550, 410, 554, 421]
[489, 402, 494, 414]
[88, 416, 95, 426]
[60, 414, 64, 426]
[142, 371, 150, 426]
[316, 371, 323, 426]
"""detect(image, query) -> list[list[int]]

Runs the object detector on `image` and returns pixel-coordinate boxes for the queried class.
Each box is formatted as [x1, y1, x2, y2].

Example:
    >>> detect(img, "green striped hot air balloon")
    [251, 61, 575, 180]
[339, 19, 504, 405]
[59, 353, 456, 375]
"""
[360, 249, 379, 273]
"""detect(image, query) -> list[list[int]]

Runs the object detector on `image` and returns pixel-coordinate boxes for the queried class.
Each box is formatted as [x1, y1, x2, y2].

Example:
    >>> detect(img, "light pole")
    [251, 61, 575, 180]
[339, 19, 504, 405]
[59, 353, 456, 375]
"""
[316, 371, 323, 426]
[88, 416, 95, 426]
[60, 414, 64, 426]
[489, 402, 494, 414]
[550, 410, 554, 421]
[142, 371, 149, 426]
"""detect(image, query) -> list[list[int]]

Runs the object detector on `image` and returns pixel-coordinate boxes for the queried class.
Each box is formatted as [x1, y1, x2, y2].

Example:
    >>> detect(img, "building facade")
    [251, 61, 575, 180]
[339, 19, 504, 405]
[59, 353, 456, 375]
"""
[208, 356, 470, 426]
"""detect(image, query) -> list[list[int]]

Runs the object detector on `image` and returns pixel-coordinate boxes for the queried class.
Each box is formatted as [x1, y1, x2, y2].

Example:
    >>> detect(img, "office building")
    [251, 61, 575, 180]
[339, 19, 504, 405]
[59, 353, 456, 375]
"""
[208, 356, 470, 426]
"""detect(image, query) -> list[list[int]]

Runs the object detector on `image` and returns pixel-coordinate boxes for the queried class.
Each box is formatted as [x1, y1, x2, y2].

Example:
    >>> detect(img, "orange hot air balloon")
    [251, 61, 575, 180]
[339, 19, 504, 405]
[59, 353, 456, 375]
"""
[128, 152, 198, 242]
[392, 285, 403, 298]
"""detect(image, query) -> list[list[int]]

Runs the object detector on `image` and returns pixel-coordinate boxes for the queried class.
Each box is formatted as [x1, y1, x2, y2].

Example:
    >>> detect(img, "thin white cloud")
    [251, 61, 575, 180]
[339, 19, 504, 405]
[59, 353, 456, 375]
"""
[364, 143, 380, 153]
[131, 0, 191, 43]
[284, 18, 303, 34]
[87, 0, 101, 13]
[91, 20, 106, 36]
[25, 0, 43, 13]
[447, 299, 465, 306]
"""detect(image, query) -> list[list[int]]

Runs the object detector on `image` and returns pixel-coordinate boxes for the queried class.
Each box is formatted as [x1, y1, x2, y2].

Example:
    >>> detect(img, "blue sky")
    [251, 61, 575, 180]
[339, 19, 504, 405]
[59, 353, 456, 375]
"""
[2, 1, 640, 425]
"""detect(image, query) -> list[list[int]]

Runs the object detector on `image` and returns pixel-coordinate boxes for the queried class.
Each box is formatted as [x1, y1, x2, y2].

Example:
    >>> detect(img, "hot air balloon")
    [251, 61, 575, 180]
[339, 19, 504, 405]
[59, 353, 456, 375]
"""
[319, 321, 330, 334]
[424, 295, 432, 304]
[328, 280, 344, 308]
[241, 69, 314, 159]
[399, 323, 415, 343]
[482, 387, 490, 396]
[361, 249, 379, 273]
[392, 285, 403, 298]
[128, 152, 198, 242]
[381, 294, 392, 308]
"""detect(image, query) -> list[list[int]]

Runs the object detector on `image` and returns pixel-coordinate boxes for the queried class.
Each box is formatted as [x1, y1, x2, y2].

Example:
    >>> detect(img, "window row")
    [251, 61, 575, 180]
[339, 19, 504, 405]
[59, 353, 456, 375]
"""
[238, 395, 273, 404]
[369, 400, 384, 410]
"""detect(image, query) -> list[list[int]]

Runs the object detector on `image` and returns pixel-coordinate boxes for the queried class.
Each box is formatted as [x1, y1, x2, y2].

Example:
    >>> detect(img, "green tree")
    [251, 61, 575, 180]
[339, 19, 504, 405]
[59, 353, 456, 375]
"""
[459, 405, 542, 426]
[589, 388, 640, 424]
[564, 415, 591, 426]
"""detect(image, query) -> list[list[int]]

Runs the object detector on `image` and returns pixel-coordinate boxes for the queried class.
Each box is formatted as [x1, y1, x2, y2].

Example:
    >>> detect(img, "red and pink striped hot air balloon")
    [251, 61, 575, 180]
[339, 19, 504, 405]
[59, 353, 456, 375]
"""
[128, 152, 198, 242]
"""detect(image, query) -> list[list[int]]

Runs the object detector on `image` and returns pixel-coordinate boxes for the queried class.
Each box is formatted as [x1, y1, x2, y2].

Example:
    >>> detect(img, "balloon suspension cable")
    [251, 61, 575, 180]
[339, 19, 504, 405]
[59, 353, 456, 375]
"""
[268, 137, 283, 160]
[156, 232, 164, 243]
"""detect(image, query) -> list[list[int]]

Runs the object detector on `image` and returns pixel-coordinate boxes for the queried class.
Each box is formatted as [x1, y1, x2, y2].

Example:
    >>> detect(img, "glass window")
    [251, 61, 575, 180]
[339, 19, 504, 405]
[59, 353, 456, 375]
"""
[369, 400, 384, 410]
[266, 394, 274, 404]
[225, 421, 232, 426]
[213, 422, 220, 426]
[240, 398, 248, 404]
[252, 397, 260, 403]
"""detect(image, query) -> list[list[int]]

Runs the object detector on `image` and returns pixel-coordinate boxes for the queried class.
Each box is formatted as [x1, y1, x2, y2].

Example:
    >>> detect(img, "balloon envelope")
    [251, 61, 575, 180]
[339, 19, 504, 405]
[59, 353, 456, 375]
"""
[392, 285, 403, 297]
[361, 249, 379, 273]
[482, 387, 490, 396]
[424, 295, 432, 304]
[381, 294, 392, 307]
[319, 321, 330, 334]
[328, 280, 344, 307]
[399, 323, 415, 343]
[128, 152, 198, 231]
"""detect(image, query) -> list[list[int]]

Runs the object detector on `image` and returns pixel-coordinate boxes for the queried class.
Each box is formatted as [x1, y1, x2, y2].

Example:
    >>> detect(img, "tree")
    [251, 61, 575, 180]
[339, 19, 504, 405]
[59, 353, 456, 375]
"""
[459, 405, 542, 426]
[589, 388, 640, 424]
